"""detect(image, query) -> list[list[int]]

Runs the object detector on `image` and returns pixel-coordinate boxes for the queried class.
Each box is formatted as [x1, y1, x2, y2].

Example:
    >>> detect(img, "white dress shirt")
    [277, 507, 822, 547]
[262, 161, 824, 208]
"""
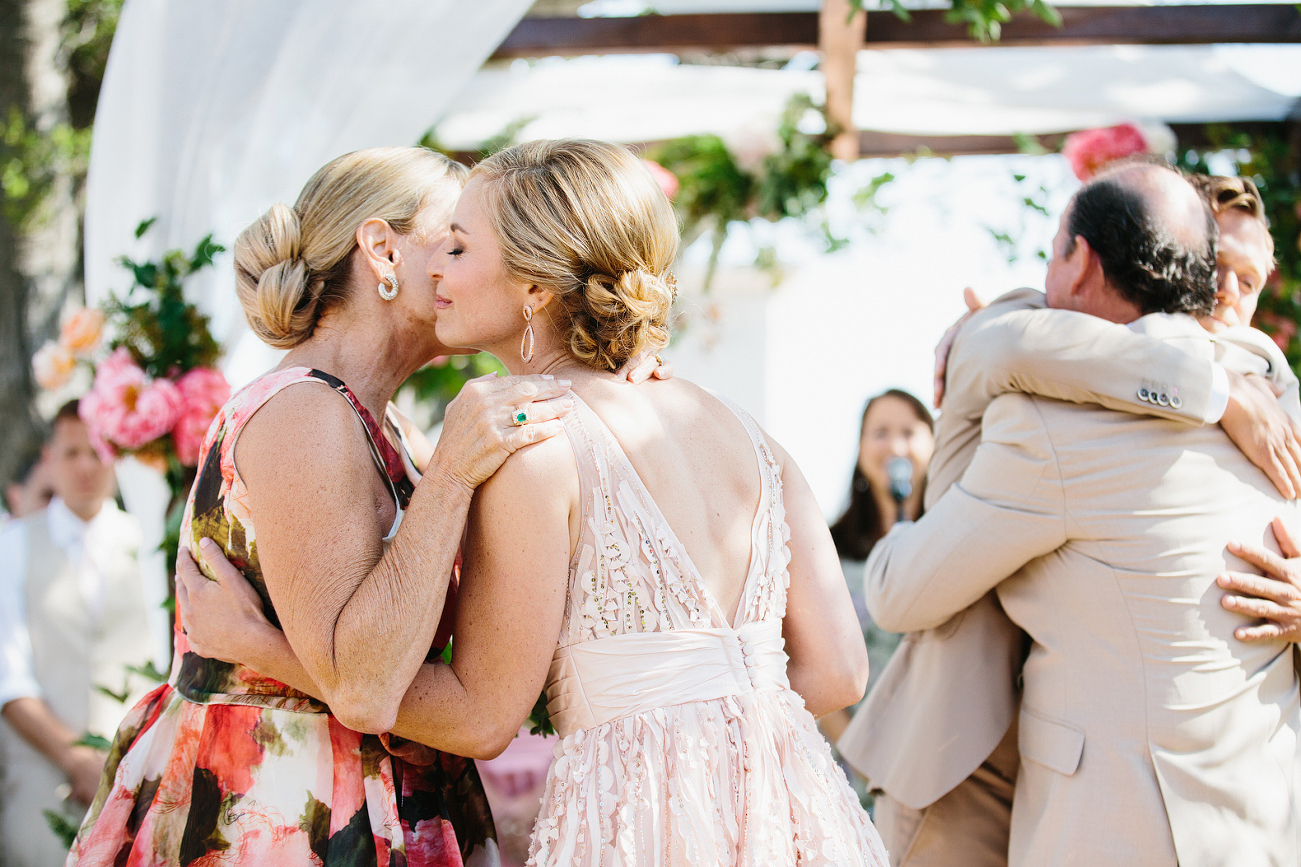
[0, 498, 136, 708]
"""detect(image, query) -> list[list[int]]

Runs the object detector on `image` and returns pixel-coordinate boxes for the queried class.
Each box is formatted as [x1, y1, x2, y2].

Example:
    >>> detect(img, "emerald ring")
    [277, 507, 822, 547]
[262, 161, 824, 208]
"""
[511, 408, 530, 426]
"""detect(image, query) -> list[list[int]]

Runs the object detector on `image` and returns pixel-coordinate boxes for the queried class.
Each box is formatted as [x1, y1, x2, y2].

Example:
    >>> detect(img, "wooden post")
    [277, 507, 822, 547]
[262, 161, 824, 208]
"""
[819, 0, 866, 162]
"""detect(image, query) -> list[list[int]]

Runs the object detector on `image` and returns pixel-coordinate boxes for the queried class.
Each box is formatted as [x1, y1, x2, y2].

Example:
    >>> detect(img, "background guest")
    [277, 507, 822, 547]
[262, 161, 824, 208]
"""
[4, 450, 54, 523]
[0, 400, 157, 866]
[822, 388, 934, 744]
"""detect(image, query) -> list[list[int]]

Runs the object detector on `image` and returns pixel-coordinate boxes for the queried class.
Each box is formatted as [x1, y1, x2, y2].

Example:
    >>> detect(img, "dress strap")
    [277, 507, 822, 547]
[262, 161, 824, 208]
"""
[306, 370, 415, 509]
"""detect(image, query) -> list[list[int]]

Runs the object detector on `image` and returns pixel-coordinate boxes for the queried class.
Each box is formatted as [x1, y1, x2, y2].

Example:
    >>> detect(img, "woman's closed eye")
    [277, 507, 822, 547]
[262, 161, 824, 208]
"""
[448, 247, 464, 257]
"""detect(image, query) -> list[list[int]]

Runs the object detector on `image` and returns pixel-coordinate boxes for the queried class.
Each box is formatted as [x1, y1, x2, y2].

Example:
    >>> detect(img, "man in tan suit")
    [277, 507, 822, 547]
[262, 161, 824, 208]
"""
[0, 401, 157, 866]
[858, 163, 1300, 866]
[838, 169, 1299, 866]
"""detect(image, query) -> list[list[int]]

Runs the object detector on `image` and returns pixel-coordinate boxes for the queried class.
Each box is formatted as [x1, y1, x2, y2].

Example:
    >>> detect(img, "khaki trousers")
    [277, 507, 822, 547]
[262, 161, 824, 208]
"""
[875, 720, 1018, 867]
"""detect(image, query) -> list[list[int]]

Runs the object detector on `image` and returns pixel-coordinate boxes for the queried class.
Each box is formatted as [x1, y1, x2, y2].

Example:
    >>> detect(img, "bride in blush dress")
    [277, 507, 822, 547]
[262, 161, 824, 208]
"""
[180, 139, 889, 866]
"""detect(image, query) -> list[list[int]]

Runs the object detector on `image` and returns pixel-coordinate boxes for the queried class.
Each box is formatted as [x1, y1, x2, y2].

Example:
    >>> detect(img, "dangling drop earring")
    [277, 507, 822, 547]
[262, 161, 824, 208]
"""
[520, 305, 535, 363]
[378, 272, 399, 301]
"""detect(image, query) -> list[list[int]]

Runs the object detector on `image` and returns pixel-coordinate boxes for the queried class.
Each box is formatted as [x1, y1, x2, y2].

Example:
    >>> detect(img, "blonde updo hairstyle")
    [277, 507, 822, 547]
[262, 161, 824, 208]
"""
[471, 140, 679, 372]
[235, 147, 468, 348]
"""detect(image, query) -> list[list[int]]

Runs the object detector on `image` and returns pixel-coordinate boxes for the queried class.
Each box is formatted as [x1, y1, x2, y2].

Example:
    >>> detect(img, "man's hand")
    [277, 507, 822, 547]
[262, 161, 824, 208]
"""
[1220, 370, 1301, 500]
[1219, 516, 1301, 642]
[61, 743, 106, 806]
[933, 287, 987, 408]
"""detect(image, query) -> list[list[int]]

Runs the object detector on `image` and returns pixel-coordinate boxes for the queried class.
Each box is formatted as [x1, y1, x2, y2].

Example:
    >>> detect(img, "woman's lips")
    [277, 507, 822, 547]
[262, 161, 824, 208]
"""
[435, 294, 451, 309]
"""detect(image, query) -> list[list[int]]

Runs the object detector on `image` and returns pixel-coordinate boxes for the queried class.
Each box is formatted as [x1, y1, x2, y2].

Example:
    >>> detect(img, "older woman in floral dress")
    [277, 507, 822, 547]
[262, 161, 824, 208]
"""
[66, 147, 583, 867]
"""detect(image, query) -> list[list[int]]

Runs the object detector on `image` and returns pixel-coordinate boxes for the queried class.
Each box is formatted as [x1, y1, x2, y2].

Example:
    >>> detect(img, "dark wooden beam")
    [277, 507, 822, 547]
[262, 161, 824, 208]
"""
[491, 5, 1300, 58]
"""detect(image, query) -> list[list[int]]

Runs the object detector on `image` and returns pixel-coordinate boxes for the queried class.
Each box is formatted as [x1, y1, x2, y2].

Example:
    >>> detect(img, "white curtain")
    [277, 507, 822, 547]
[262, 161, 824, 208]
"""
[85, 0, 535, 388]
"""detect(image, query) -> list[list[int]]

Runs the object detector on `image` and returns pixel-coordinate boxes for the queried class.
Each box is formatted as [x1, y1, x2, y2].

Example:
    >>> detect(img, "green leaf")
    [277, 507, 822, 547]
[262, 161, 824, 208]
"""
[73, 732, 112, 750]
[44, 809, 79, 849]
[134, 216, 157, 238]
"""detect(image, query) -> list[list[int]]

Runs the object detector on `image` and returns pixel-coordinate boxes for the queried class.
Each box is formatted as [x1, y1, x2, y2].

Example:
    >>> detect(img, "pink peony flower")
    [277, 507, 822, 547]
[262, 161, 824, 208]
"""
[60, 308, 105, 356]
[172, 367, 231, 466]
[643, 159, 680, 201]
[80, 348, 183, 459]
[1061, 123, 1149, 182]
[32, 340, 75, 390]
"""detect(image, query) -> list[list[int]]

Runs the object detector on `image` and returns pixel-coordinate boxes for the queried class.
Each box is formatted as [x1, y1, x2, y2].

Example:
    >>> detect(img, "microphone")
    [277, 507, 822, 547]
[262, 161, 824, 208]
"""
[886, 456, 914, 524]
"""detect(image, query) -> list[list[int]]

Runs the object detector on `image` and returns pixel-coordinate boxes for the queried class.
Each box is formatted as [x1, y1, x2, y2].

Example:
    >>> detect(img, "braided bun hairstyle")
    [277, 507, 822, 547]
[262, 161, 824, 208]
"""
[471, 140, 679, 371]
[234, 147, 467, 348]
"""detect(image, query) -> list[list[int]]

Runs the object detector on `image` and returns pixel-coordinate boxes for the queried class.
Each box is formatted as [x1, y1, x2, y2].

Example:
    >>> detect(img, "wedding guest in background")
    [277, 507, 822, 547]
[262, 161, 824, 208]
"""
[821, 389, 933, 745]
[4, 449, 55, 522]
[0, 400, 156, 867]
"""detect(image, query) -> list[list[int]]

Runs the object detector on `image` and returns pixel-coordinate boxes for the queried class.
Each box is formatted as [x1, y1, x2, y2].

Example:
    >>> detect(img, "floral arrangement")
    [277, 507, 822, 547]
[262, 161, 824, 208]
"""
[1059, 122, 1181, 182]
[33, 220, 229, 477]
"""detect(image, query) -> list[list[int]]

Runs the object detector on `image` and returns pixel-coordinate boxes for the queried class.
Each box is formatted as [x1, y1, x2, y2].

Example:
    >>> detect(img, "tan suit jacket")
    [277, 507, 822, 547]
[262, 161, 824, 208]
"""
[862, 311, 1300, 867]
[838, 289, 1298, 813]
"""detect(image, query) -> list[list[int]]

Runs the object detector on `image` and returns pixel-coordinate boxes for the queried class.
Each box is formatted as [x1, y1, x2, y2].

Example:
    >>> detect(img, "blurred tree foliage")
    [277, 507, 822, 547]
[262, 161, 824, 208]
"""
[1177, 124, 1301, 378]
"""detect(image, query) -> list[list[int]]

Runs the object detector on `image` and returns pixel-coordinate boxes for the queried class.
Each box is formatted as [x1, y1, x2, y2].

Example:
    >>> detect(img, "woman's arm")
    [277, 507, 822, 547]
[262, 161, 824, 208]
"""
[183, 428, 578, 757]
[769, 437, 870, 718]
[231, 374, 570, 734]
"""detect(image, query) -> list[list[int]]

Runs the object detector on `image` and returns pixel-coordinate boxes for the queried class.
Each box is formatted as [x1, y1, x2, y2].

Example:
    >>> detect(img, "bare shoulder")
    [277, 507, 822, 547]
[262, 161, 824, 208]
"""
[479, 428, 576, 501]
[234, 379, 373, 486]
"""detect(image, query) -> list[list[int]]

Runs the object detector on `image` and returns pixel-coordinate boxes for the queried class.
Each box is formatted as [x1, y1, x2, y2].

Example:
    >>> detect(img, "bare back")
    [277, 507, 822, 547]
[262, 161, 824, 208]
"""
[569, 376, 767, 624]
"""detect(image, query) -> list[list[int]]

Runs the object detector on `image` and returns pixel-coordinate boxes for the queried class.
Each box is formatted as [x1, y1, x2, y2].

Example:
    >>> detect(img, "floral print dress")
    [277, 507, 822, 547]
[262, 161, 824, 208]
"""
[68, 367, 497, 867]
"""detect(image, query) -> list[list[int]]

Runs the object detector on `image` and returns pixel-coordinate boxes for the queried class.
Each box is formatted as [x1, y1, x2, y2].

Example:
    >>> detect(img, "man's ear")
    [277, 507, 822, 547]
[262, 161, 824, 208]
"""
[355, 218, 397, 281]
[1065, 235, 1099, 299]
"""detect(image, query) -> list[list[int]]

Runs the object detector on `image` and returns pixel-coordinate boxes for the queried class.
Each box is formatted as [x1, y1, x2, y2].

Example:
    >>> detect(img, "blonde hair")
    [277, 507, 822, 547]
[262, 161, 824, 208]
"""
[1190, 173, 1275, 257]
[235, 147, 467, 348]
[472, 140, 679, 372]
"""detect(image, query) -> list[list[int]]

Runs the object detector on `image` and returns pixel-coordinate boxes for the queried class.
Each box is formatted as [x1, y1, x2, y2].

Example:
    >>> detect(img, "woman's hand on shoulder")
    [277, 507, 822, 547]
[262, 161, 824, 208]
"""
[428, 373, 575, 495]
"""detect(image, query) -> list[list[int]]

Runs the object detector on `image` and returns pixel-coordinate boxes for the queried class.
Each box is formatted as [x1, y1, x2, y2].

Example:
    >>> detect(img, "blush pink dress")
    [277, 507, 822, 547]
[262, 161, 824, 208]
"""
[528, 393, 889, 866]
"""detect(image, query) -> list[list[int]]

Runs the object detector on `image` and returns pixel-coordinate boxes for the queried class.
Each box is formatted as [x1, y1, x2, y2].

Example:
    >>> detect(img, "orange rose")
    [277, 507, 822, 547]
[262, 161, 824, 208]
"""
[60, 308, 105, 356]
[32, 340, 75, 390]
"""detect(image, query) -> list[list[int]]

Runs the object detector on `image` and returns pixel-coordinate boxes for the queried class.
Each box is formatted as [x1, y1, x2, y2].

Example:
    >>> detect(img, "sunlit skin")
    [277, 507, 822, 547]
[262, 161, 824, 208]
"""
[45, 416, 114, 521]
[857, 396, 933, 525]
[1199, 209, 1274, 334]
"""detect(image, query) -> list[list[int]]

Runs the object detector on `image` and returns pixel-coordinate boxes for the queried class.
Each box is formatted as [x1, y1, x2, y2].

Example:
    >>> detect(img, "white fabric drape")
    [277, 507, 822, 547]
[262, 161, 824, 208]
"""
[85, 0, 534, 388]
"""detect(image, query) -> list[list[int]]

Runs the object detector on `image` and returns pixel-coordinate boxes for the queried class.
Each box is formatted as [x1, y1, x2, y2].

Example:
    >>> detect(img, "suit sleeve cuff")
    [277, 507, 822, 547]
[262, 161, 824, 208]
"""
[1206, 362, 1230, 424]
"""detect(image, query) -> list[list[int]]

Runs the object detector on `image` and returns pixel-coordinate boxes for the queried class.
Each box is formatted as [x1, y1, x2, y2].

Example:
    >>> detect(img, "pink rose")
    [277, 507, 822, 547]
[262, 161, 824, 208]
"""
[60, 308, 105, 356]
[643, 159, 680, 201]
[80, 348, 183, 459]
[172, 367, 231, 466]
[32, 340, 75, 390]
[1061, 124, 1148, 182]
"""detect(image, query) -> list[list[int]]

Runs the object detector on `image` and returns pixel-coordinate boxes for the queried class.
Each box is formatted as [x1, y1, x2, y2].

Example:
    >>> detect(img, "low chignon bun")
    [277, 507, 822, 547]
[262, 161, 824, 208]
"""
[234, 203, 319, 349]
[568, 269, 673, 372]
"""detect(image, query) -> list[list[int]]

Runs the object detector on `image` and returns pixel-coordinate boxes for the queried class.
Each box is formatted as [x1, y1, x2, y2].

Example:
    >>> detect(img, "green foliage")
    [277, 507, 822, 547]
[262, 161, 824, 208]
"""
[44, 809, 80, 849]
[528, 689, 555, 737]
[107, 221, 224, 380]
[73, 732, 112, 750]
[0, 108, 92, 230]
[849, 0, 1060, 41]
[63, 0, 124, 98]
[1176, 126, 1301, 378]
[648, 94, 850, 288]
[399, 353, 508, 428]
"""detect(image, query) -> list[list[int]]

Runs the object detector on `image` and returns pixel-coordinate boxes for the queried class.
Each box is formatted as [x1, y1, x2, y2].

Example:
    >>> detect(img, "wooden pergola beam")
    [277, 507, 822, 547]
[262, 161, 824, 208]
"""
[491, 5, 1300, 58]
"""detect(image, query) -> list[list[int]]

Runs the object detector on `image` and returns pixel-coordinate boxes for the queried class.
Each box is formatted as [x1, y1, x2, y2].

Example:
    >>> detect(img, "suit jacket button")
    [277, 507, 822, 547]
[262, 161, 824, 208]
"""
[1157, 393, 1170, 406]
[1138, 387, 1150, 401]
[1170, 396, 1183, 409]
